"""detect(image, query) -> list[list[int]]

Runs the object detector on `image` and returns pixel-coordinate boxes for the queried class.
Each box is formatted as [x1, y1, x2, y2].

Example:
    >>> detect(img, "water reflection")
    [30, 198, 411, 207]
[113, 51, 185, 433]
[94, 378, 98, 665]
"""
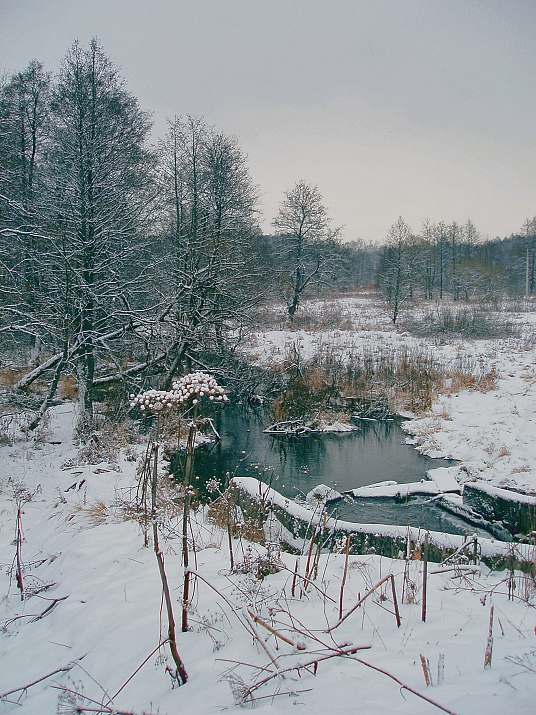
[179, 408, 490, 537]
[191, 407, 455, 501]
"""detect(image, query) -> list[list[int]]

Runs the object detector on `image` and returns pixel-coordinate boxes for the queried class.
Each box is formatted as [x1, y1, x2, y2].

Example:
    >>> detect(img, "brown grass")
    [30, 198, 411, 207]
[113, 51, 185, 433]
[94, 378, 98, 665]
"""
[0, 367, 27, 387]
[443, 366, 499, 394]
[58, 374, 78, 401]
[270, 343, 445, 421]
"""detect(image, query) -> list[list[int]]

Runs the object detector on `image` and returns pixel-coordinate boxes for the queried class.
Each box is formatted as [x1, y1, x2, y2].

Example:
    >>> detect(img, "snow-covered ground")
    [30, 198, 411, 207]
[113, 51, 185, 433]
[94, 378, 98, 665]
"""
[1, 296, 536, 714]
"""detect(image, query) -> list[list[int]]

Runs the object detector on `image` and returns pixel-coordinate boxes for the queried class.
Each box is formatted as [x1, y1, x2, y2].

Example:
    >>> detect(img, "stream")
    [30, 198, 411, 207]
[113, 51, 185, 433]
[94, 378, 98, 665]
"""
[179, 408, 489, 537]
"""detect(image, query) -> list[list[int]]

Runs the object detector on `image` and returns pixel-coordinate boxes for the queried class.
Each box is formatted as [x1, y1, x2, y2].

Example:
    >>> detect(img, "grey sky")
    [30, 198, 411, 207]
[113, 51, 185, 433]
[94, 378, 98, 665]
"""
[1, 0, 535, 242]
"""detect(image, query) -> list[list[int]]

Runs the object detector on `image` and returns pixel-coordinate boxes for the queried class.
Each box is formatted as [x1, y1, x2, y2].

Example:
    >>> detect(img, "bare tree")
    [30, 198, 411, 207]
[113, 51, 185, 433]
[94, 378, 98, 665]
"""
[36, 39, 156, 418]
[273, 180, 340, 320]
[521, 216, 536, 295]
[377, 216, 414, 324]
[157, 116, 262, 384]
[0, 60, 51, 353]
[462, 219, 480, 260]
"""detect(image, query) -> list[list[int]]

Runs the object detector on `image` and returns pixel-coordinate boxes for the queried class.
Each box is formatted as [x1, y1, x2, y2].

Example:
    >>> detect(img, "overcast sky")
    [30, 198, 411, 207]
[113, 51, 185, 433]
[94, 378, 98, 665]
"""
[1, 0, 535, 243]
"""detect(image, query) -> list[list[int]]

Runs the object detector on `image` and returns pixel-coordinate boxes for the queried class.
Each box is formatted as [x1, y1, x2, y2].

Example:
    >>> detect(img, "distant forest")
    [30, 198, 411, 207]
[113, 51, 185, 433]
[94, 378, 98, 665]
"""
[1, 40, 534, 422]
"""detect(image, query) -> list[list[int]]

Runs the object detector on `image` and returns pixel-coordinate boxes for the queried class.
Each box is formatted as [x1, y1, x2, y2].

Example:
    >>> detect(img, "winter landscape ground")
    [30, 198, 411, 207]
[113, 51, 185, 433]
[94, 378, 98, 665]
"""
[1, 295, 536, 715]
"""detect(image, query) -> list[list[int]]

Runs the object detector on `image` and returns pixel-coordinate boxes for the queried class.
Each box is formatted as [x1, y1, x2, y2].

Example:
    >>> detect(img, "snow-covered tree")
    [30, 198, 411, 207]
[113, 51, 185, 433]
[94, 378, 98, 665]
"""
[0, 60, 51, 339]
[41, 39, 157, 415]
[157, 116, 262, 385]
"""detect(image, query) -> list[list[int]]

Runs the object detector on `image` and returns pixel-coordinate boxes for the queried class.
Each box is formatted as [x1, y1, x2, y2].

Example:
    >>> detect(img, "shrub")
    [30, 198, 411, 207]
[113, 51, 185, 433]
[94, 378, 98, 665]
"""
[402, 303, 517, 341]
[270, 343, 444, 421]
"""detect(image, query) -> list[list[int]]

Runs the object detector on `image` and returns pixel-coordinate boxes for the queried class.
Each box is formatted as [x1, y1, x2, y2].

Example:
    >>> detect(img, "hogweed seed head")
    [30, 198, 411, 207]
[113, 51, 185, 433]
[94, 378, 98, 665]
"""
[129, 371, 228, 414]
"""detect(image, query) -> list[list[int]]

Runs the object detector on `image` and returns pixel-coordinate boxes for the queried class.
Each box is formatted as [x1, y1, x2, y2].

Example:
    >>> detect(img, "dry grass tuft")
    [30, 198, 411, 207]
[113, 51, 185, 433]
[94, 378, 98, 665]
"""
[0, 367, 27, 388]
[82, 499, 110, 526]
[444, 366, 499, 394]
[207, 492, 265, 545]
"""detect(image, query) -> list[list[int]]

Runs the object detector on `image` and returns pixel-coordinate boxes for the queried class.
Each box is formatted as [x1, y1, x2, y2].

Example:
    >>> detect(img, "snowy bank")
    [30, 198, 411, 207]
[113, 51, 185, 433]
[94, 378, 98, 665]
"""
[232, 476, 535, 570]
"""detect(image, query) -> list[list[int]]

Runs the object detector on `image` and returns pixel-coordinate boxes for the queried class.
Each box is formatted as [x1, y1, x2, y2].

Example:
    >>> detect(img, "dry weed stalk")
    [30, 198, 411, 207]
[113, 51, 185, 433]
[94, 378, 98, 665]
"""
[484, 605, 494, 670]
[15, 506, 24, 600]
[422, 532, 429, 622]
[148, 420, 188, 685]
[437, 653, 445, 686]
[339, 535, 351, 619]
[420, 654, 432, 687]
[280, 563, 336, 602]
[130, 372, 229, 684]
[327, 573, 401, 632]
[0, 662, 77, 705]
[238, 644, 371, 704]
[291, 556, 299, 597]
[181, 419, 196, 633]
[56, 684, 148, 714]
[7, 479, 44, 600]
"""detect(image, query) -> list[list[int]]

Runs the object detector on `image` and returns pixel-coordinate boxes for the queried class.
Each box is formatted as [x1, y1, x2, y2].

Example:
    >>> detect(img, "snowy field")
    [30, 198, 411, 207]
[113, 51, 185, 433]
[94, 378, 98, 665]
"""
[1, 295, 536, 714]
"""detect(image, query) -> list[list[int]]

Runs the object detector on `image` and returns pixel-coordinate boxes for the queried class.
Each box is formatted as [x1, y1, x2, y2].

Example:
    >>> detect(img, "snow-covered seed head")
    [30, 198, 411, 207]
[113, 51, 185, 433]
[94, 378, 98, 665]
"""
[129, 371, 227, 413]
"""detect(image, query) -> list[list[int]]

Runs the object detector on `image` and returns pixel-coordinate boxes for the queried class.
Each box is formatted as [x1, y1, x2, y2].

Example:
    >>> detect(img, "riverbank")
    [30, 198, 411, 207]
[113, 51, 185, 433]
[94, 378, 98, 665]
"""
[244, 294, 536, 533]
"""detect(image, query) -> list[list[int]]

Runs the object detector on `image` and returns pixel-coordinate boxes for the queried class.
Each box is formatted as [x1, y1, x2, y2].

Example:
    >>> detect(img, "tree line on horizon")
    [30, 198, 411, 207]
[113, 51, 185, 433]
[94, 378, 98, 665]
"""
[1, 39, 534, 425]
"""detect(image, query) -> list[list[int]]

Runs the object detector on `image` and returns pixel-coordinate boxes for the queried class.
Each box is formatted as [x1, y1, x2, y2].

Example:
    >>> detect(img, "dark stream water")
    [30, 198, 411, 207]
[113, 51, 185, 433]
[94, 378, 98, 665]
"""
[182, 408, 485, 537]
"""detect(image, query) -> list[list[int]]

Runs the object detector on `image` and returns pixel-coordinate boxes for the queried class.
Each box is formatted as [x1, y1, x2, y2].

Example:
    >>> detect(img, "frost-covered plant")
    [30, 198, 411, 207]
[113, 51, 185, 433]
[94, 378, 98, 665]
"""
[129, 371, 228, 413]
[129, 372, 228, 681]
[6, 479, 48, 601]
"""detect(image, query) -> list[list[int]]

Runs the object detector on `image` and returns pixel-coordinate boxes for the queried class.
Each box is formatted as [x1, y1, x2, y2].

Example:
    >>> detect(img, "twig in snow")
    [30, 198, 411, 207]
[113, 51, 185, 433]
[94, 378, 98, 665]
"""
[327, 574, 401, 632]
[243, 609, 283, 675]
[440, 535, 478, 566]
[351, 657, 460, 715]
[420, 654, 432, 687]
[109, 640, 169, 702]
[247, 609, 306, 650]
[188, 569, 256, 638]
[271, 607, 345, 652]
[31, 595, 69, 622]
[0, 663, 76, 703]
